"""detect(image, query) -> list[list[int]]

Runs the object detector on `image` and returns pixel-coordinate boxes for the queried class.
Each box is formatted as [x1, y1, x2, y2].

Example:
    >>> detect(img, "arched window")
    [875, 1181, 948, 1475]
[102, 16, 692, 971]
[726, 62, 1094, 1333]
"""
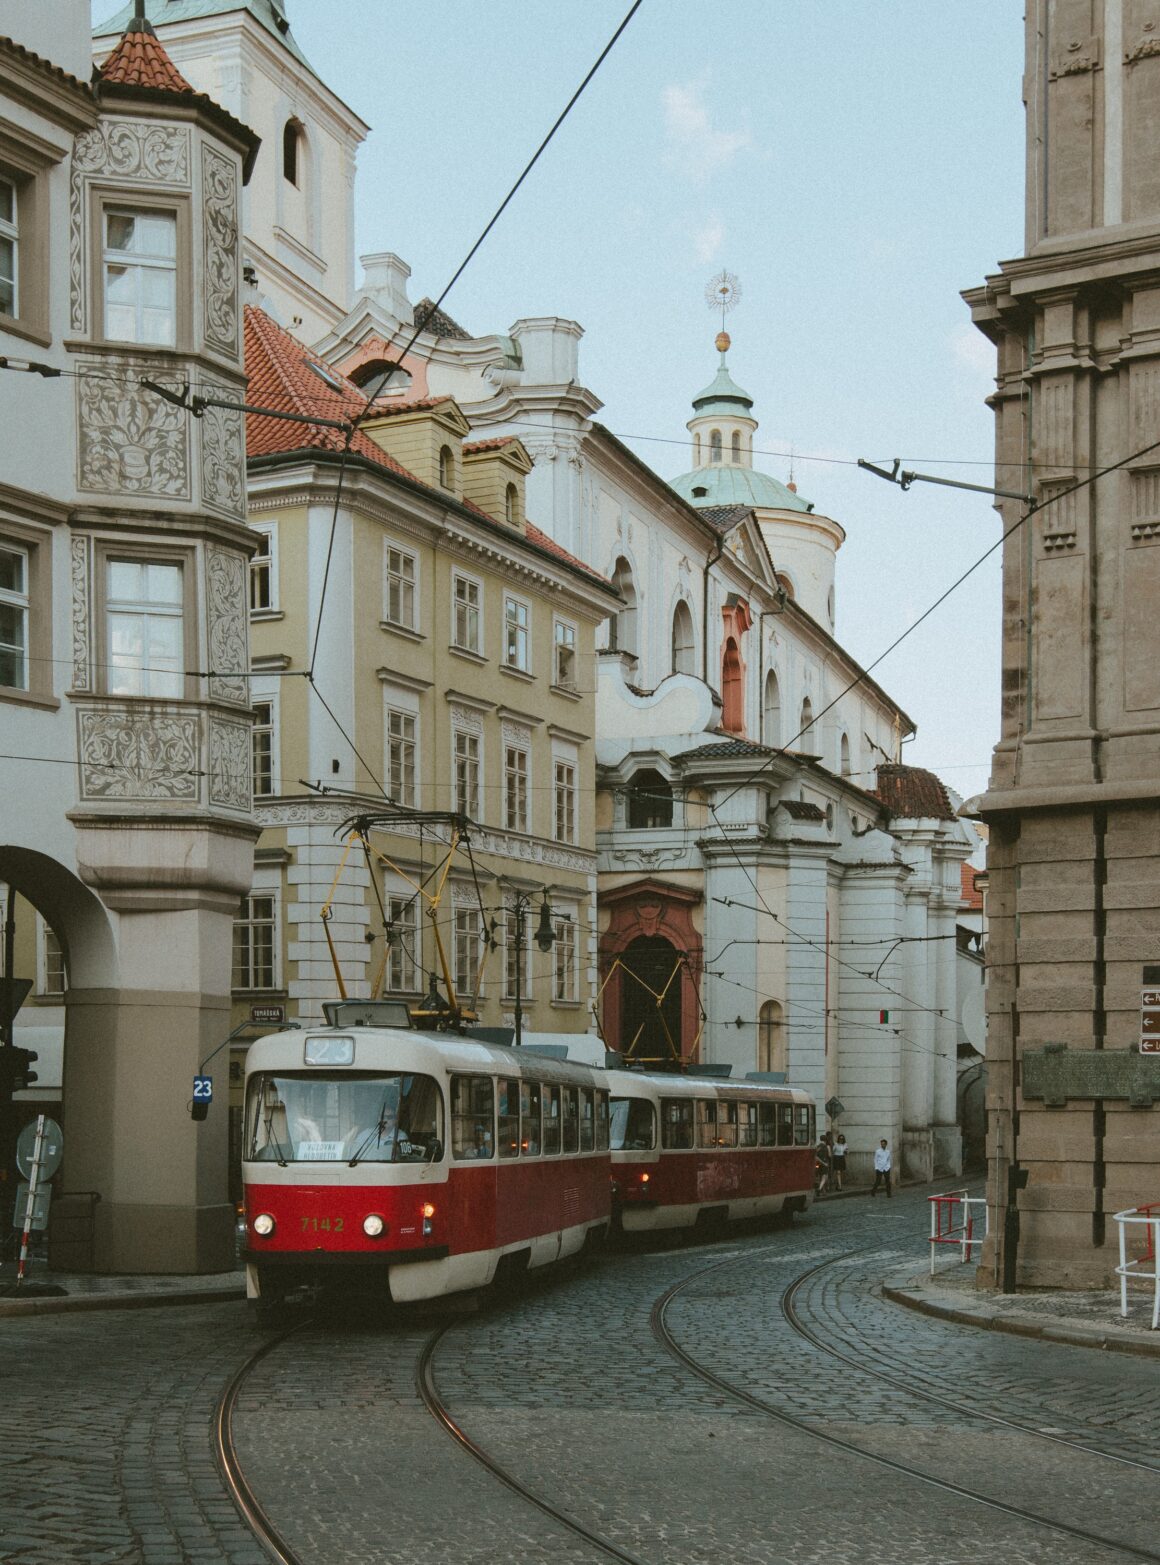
[671, 600, 695, 675]
[694, 433, 702, 464]
[763, 670, 781, 746]
[350, 360, 412, 398]
[722, 638, 744, 733]
[283, 120, 302, 186]
[758, 1000, 786, 1074]
[776, 572, 795, 603]
[627, 768, 673, 829]
[610, 556, 637, 656]
[439, 445, 454, 490]
[505, 483, 519, 526]
[709, 429, 722, 464]
[800, 696, 813, 737]
[840, 732, 851, 778]
[731, 430, 741, 463]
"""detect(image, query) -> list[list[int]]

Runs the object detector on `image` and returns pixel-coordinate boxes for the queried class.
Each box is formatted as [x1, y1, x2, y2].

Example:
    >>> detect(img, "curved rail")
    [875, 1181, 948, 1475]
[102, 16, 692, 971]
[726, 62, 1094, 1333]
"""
[783, 1253, 1160, 1474]
[651, 1252, 1160, 1565]
[417, 1322, 647, 1565]
[214, 1325, 311, 1565]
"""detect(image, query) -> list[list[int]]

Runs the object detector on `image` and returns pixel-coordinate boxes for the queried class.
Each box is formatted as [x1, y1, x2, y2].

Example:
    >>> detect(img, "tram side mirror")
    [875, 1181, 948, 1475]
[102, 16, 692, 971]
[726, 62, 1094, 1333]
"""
[427, 1140, 443, 1164]
[190, 1100, 209, 1122]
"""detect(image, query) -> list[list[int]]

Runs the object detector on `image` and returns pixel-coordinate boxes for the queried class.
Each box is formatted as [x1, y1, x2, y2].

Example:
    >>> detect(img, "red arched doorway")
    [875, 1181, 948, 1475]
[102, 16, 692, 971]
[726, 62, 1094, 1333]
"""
[599, 880, 702, 1067]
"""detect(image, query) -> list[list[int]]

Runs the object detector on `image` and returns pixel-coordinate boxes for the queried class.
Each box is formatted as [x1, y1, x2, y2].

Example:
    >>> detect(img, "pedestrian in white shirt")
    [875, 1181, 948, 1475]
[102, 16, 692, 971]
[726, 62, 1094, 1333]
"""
[871, 1138, 893, 1198]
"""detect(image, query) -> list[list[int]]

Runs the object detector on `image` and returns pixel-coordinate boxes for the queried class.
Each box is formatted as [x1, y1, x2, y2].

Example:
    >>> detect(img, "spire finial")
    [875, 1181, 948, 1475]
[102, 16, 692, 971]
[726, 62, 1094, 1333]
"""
[128, 0, 156, 33]
[705, 268, 741, 341]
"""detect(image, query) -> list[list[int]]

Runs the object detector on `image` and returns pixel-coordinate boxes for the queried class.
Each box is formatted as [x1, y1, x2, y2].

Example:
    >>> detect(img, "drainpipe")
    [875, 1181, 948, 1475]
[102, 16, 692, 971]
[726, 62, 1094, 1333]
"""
[702, 530, 725, 687]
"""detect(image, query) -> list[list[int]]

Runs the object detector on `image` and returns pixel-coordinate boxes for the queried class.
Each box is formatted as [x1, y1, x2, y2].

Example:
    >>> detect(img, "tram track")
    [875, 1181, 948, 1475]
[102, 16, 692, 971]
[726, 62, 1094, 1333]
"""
[650, 1249, 1160, 1565]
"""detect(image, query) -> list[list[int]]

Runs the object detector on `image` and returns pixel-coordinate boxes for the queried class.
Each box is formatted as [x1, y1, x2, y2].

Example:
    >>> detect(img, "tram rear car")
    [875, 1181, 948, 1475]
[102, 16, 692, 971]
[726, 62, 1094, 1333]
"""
[608, 1071, 816, 1230]
[242, 1026, 612, 1306]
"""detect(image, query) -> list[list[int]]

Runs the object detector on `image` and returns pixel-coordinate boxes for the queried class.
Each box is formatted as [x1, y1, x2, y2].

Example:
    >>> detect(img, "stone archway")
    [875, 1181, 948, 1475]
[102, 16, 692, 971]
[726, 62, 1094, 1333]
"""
[599, 879, 702, 1066]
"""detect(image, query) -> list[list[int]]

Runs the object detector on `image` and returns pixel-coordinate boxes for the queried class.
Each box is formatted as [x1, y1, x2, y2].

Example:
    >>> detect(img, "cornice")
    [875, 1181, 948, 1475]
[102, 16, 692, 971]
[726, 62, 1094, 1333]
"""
[0, 480, 72, 527]
[0, 38, 97, 136]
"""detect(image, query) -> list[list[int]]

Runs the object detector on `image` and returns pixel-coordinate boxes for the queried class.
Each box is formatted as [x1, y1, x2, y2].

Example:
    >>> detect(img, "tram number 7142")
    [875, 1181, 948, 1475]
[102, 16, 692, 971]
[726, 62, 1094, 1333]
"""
[300, 1215, 345, 1233]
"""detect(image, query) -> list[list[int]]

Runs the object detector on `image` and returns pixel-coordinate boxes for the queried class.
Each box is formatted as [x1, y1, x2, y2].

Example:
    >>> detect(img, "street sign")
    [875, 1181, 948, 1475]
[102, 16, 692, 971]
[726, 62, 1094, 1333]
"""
[1141, 968, 1160, 1055]
[192, 1075, 213, 1104]
[250, 1004, 285, 1025]
[825, 1096, 845, 1119]
[13, 1182, 50, 1232]
[16, 1117, 62, 1181]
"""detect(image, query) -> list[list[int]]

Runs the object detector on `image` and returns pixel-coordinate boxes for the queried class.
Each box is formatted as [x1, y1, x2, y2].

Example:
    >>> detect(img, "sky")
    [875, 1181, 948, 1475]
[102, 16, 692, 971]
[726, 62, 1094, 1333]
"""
[95, 0, 1026, 800]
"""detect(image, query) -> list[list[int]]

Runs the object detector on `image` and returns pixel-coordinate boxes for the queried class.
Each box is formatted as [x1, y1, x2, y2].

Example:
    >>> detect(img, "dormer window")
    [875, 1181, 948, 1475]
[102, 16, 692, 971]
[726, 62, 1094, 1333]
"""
[439, 444, 455, 490]
[709, 429, 722, 463]
[283, 121, 301, 186]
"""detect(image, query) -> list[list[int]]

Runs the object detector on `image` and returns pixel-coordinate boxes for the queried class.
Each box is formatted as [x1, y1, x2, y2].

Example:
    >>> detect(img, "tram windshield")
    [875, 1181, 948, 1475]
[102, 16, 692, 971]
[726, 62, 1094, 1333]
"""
[245, 1072, 442, 1164]
[609, 1097, 656, 1151]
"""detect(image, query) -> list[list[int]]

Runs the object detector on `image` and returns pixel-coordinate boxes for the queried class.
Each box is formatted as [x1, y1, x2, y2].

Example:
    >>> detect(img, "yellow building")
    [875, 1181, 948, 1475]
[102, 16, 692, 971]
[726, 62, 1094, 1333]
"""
[232, 308, 616, 1067]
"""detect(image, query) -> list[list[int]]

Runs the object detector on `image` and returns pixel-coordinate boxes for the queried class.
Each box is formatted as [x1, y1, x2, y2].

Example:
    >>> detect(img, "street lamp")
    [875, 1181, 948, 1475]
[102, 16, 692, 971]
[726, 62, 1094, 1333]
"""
[510, 889, 555, 1047]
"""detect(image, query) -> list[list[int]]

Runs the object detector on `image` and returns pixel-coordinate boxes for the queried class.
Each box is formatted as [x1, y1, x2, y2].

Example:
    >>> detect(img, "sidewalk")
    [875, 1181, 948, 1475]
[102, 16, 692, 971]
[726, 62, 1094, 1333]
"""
[0, 1260, 244, 1317]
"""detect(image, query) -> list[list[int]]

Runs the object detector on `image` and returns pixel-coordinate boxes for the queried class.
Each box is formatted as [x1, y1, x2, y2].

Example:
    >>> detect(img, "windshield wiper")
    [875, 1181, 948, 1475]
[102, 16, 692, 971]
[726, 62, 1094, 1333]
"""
[262, 1106, 290, 1167]
[349, 1091, 394, 1166]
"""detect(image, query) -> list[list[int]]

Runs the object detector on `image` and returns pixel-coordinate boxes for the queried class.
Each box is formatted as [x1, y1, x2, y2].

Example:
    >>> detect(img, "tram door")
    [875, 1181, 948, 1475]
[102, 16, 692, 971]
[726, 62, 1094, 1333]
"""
[619, 935, 683, 1066]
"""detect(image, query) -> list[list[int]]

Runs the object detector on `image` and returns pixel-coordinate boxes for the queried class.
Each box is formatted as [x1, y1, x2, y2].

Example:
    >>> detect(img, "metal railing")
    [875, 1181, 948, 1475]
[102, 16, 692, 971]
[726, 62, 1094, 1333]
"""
[1113, 1205, 1160, 1330]
[928, 1188, 987, 1274]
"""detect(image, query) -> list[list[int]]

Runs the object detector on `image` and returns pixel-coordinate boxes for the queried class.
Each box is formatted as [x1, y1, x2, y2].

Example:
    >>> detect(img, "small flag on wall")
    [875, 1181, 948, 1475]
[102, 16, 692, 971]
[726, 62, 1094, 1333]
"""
[878, 1010, 890, 1024]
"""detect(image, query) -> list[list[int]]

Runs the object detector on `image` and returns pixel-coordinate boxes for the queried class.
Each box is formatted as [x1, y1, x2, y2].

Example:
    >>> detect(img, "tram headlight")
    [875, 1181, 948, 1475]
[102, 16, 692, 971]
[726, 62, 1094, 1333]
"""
[362, 1214, 386, 1237]
[421, 1202, 436, 1219]
[252, 1212, 275, 1237]
[639, 1172, 650, 1184]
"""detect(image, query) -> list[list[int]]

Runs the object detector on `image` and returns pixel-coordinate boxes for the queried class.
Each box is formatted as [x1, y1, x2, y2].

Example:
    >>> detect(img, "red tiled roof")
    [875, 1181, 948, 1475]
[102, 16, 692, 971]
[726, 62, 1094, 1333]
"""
[244, 305, 417, 478]
[526, 522, 612, 588]
[99, 22, 196, 93]
[464, 437, 519, 454]
[874, 764, 955, 821]
[960, 862, 984, 909]
[360, 395, 451, 420]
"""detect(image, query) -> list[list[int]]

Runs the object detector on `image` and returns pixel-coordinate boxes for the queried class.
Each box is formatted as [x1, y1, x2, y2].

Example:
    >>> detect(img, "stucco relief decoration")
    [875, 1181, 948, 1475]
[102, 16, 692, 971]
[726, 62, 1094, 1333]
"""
[77, 368, 190, 499]
[501, 720, 532, 750]
[70, 535, 91, 690]
[206, 548, 249, 704]
[199, 390, 244, 517]
[209, 716, 251, 811]
[78, 709, 199, 801]
[201, 144, 239, 358]
[1126, 22, 1160, 63]
[1049, 35, 1100, 76]
[70, 122, 191, 331]
[449, 703, 484, 734]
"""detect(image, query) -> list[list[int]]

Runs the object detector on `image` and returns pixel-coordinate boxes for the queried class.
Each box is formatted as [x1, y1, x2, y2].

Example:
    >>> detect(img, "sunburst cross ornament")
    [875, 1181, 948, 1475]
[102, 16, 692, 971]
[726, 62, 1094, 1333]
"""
[705, 269, 741, 351]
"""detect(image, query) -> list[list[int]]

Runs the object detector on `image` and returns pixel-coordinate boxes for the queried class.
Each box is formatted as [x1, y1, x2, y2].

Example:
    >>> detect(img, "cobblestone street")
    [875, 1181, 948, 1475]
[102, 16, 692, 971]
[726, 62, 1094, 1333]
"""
[3, 1187, 1158, 1565]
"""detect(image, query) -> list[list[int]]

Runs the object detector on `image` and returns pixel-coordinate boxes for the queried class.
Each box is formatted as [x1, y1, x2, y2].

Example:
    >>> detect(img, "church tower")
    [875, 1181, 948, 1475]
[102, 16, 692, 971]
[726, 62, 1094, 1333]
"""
[93, 0, 368, 342]
[669, 328, 845, 631]
[965, 0, 1160, 1290]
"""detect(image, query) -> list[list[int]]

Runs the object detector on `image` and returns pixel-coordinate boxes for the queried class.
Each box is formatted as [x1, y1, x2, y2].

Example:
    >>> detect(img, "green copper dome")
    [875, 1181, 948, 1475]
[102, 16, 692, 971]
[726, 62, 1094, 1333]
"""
[94, 0, 312, 69]
[690, 357, 754, 418]
[670, 464, 814, 513]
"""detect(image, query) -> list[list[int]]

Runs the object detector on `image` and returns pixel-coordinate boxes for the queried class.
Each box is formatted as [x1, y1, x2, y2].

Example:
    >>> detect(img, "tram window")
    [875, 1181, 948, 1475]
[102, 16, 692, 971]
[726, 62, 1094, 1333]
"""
[739, 1103, 758, 1148]
[580, 1088, 595, 1151]
[697, 1099, 717, 1149]
[562, 1086, 579, 1153]
[809, 1105, 817, 1143]
[498, 1077, 520, 1158]
[595, 1090, 610, 1151]
[543, 1084, 561, 1155]
[246, 1072, 443, 1163]
[794, 1105, 812, 1147]
[661, 1098, 694, 1149]
[718, 1101, 738, 1148]
[777, 1103, 794, 1147]
[451, 1075, 495, 1160]
[610, 1098, 656, 1151]
[521, 1079, 541, 1156]
[759, 1103, 776, 1146]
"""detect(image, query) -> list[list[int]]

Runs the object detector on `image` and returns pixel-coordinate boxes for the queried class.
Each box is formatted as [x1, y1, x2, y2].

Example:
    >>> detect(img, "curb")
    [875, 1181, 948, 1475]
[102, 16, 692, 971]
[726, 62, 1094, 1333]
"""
[0, 1284, 245, 1319]
[883, 1283, 1160, 1359]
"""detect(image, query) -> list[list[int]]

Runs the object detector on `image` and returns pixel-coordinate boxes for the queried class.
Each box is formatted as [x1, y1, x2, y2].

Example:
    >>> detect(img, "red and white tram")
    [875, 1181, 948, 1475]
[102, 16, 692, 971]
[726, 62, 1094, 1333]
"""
[607, 1070, 816, 1231]
[242, 1014, 611, 1307]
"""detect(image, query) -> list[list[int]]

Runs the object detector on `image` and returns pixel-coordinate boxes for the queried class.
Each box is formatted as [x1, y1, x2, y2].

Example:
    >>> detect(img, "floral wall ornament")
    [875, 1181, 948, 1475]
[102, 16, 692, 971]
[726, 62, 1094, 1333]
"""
[209, 716, 251, 810]
[202, 144, 239, 358]
[77, 367, 190, 499]
[199, 390, 245, 517]
[78, 708, 200, 801]
[70, 535, 91, 691]
[206, 548, 249, 705]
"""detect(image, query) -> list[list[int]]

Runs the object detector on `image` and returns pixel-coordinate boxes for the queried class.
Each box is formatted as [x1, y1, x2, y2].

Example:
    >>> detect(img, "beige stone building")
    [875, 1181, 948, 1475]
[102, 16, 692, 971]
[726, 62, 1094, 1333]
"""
[965, 0, 1160, 1288]
[230, 308, 617, 1115]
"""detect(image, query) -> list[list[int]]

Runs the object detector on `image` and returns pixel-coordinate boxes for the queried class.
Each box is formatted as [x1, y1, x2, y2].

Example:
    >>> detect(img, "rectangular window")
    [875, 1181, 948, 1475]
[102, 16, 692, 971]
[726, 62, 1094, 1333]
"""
[384, 894, 418, 994]
[739, 1103, 758, 1148]
[454, 728, 480, 819]
[661, 1098, 694, 1150]
[249, 527, 275, 613]
[520, 1079, 541, 1156]
[0, 542, 29, 690]
[794, 1104, 812, 1147]
[697, 1099, 717, 1149]
[717, 1101, 738, 1148]
[0, 176, 17, 317]
[553, 913, 577, 1003]
[503, 908, 529, 1002]
[451, 1075, 495, 1160]
[504, 745, 528, 833]
[777, 1103, 794, 1147]
[562, 1086, 579, 1154]
[233, 893, 277, 991]
[553, 759, 576, 845]
[387, 708, 416, 807]
[452, 573, 481, 653]
[542, 1083, 561, 1155]
[252, 699, 275, 797]
[759, 1103, 776, 1147]
[595, 1089, 610, 1151]
[580, 1088, 595, 1152]
[453, 905, 483, 1001]
[498, 1077, 520, 1158]
[103, 207, 177, 346]
[40, 920, 65, 996]
[554, 619, 576, 688]
[106, 559, 183, 698]
[385, 545, 416, 629]
[504, 595, 529, 671]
